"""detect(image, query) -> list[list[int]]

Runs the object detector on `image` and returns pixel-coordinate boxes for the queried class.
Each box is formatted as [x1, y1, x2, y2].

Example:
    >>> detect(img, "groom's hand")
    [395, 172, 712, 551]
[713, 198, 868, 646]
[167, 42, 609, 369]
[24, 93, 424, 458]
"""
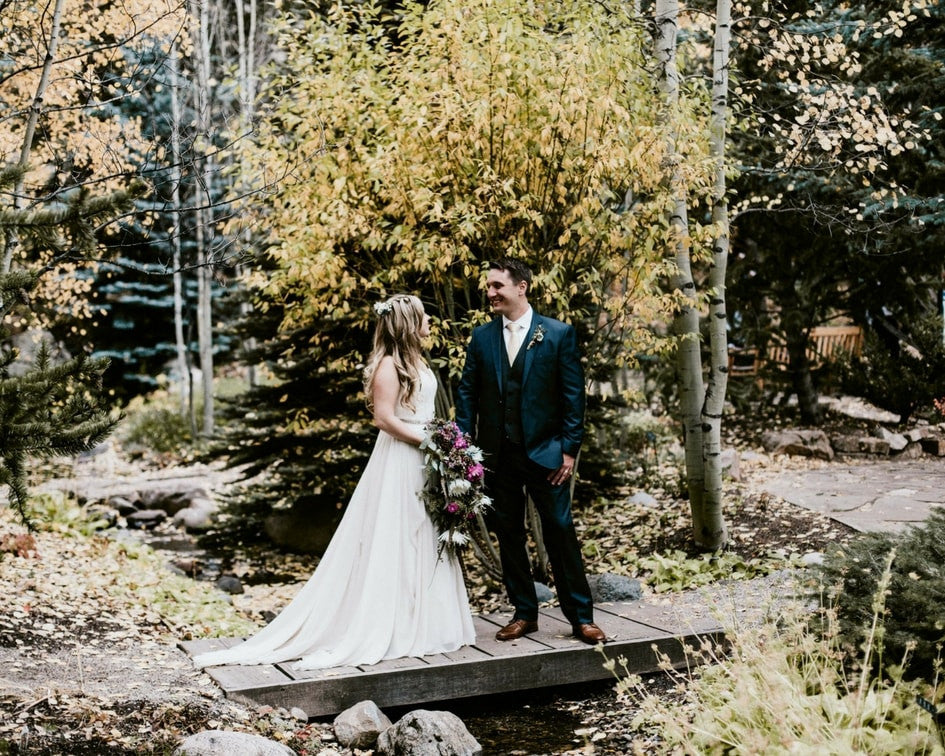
[548, 453, 576, 487]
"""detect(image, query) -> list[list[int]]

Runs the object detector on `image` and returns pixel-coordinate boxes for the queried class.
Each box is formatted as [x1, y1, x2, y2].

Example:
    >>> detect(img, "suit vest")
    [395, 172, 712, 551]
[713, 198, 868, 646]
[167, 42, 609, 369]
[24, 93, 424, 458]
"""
[503, 339, 526, 444]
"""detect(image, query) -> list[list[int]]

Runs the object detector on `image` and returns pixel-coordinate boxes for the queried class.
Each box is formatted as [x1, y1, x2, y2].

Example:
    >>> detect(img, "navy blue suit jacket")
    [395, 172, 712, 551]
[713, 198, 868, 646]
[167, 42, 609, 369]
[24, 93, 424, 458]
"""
[455, 313, 585, 470]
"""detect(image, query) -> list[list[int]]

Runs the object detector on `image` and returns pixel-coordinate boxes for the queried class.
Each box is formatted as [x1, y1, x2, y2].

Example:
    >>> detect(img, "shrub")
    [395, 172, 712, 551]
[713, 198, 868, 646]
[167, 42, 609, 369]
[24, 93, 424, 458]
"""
[583, 396, 682, 497]
[118, 389, 195, 455]
[839, 314, 945, 425]
[815, 508, 945, 682]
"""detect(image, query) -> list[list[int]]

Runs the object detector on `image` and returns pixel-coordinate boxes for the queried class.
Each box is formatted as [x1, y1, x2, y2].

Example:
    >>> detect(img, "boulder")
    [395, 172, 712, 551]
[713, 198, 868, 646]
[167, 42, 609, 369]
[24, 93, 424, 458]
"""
[761, 430, 834, 461]
[107, 495, 139, 516]
[173, 730, 295, 756]
[921, 436, 945, 456]
[587, 573, 643, 603]
[174, 507, 214, 531]
[874, 427, 908, 452]
[84, 505, 119, 529]
[139, 487, 212, 516]
[289, 707, 308, 722]
[215, 575, 244, 595]
[830, 435, 863, 454]
[906, 427, 929, 443]
[627, 491, 659, 508]
[376, 710, 481, 756]
[534, 581, 555, 603]
[173, 498, 218, 531]
[333, 700, 392, 749]
[125, 509, 167, 529]
[800, 552, 825, 567]
[857, 437, 890, 456]
[898, 442, 926, 459]
[830, 435, 894, 456]
[719, 448, 741, 481]
[264, 501, 341, 554]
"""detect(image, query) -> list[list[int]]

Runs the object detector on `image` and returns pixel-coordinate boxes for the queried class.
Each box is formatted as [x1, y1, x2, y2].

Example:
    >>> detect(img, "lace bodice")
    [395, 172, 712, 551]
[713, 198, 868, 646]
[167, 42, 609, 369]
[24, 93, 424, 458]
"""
[395, 365, 436, 425]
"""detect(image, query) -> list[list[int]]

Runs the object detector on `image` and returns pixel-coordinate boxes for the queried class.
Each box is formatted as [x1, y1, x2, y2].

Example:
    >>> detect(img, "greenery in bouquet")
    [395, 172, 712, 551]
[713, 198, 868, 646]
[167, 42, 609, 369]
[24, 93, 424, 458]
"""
[420, 419, 492, 558]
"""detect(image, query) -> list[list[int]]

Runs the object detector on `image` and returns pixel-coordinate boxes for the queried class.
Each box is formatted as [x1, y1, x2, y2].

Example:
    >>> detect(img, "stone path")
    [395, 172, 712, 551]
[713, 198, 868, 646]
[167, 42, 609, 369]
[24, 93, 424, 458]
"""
[760, 458, 945, 535]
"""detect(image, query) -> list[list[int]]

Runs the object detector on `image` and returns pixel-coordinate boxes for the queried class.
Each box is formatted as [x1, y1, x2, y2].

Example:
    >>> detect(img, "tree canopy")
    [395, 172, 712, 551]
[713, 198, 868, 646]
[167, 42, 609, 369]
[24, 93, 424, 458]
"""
[237, 0, 717, 388]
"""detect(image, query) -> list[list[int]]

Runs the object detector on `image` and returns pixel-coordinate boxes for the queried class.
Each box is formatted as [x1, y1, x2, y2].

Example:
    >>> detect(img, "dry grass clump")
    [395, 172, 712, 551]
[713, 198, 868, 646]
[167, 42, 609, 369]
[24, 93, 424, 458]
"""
[608, 560, 944, 755]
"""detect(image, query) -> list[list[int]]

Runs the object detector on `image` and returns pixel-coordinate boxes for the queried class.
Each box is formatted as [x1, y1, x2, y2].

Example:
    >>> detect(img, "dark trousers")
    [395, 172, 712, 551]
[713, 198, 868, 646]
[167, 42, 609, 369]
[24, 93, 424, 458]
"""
[486, 440, 594, 626]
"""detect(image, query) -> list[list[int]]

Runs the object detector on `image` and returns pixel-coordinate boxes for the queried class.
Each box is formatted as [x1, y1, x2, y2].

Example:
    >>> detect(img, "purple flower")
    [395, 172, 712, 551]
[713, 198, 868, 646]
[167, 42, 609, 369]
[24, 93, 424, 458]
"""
[453, 435, 469, 450]
[446, 502, 460, 514]
[465, 463, 484, 481]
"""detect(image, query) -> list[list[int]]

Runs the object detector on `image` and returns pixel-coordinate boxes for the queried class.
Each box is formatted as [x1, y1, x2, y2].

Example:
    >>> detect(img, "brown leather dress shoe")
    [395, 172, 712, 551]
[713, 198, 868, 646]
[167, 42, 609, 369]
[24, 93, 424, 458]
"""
[495, 619, 539, 641]
[572, 622, 606, 644]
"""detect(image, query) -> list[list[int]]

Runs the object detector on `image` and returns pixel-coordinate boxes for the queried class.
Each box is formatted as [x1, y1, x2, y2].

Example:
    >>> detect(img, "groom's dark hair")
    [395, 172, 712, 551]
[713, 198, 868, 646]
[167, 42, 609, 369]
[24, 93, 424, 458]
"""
[490, 257, 533, 291]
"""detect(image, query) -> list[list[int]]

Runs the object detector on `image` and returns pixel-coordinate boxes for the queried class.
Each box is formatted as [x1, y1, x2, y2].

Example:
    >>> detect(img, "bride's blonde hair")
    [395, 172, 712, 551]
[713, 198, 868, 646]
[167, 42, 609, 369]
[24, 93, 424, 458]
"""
[363, 294, 426, 410]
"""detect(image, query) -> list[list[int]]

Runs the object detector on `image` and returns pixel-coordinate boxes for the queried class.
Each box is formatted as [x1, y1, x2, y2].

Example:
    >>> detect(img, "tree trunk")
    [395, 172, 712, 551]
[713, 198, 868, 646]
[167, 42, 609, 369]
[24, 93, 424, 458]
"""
[168, 43, 191, 421]
[2, 0, 66, 275]
[787, 328, 821, 423]
[698, 0, 732, 549]
[235, 0, 258, 388]
[192, 0, 214, 434]
[654, 0, 707, 539]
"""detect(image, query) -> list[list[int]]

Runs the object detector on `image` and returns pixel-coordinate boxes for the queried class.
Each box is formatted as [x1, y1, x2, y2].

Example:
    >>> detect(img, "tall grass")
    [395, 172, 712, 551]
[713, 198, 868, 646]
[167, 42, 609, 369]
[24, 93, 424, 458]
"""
[608, 557, 944, 754]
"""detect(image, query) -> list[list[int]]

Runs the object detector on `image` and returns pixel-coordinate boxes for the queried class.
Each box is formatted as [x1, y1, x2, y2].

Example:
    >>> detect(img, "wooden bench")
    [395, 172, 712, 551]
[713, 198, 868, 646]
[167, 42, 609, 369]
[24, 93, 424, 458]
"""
[728, 325, 864, 379]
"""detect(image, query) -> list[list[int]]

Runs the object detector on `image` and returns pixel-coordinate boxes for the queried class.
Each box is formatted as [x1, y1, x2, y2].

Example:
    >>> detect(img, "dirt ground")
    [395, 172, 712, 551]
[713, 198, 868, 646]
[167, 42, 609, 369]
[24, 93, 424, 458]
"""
[0, 407, 871, 755]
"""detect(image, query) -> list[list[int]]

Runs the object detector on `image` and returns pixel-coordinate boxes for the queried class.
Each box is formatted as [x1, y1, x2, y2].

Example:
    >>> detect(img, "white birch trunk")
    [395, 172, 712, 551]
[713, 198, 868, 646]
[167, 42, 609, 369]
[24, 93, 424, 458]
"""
[192, 0, 214, 434]
[235, 0, 258, 387]
[653, 0, 706, 538]
[700, 0, 732, 549]
[2, 0, 67, 275]
[168, 44, 191, 420]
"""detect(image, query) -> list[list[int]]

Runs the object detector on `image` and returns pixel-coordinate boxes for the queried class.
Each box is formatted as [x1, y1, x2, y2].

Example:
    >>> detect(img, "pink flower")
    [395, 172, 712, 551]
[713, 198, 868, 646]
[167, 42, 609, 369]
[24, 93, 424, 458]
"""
[465, 463, 484, 481]
[453, 435, 469, 450]
[446, 502, 460, 514]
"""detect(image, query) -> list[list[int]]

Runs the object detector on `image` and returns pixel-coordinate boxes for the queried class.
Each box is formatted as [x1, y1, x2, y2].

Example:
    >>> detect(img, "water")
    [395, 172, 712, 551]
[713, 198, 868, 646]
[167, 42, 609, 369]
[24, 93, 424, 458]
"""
[378, 683, 614, 755]
[456, 695, 587, 755]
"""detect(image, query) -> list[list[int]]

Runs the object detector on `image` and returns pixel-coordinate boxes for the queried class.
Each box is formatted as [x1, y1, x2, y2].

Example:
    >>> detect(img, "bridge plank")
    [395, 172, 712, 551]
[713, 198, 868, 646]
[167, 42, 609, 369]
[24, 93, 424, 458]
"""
[469, 614, 551, 655]
[205, 662, 293, 693]
[178, 636, 242, 656]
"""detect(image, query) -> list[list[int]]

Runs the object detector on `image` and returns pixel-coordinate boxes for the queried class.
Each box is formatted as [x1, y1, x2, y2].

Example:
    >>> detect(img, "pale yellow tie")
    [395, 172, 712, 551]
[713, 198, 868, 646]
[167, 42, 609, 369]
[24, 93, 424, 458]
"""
[506, 323, 523, 365]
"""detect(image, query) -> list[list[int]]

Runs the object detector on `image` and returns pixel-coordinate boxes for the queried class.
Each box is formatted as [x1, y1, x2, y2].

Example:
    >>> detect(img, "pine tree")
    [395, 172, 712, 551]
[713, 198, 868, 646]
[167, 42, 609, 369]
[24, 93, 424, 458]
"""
[0, 167, 136, 525]
[199, 285, 376, 550]
[727, 1, 944, 422]
[816, 508, 945, 681]
[0, 330, 116, 525]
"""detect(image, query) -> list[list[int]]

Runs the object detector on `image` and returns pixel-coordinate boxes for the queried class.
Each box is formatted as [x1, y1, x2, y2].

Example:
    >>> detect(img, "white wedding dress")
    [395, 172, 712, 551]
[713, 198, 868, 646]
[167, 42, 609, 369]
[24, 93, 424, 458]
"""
[193, 366, 475, 670]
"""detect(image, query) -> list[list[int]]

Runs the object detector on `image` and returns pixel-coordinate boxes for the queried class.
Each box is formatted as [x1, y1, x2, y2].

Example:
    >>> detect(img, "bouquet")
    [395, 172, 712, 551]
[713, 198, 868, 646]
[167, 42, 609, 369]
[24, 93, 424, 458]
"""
[420, 419, 492, 559]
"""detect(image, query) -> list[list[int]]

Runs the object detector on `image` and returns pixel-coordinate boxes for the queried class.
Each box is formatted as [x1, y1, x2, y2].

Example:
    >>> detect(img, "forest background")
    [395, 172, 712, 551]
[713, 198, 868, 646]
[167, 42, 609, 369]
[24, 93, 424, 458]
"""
[2, 0, 945, 752]
[2, 0, 944, 560]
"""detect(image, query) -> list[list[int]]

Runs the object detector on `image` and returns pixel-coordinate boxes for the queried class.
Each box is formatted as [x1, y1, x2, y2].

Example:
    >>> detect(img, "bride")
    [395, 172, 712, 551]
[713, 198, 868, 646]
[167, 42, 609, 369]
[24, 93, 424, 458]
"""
[193, 294, 475, 670]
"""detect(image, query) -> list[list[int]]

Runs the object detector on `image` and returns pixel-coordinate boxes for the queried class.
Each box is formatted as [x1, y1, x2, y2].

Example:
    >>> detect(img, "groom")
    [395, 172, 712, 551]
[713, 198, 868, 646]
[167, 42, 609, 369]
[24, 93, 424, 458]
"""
[455, 258, 605, 645]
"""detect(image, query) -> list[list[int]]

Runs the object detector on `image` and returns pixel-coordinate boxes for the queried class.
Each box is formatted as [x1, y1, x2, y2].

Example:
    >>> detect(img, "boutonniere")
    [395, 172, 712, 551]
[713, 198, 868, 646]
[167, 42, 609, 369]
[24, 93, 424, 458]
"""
[526, 324, 546, 351]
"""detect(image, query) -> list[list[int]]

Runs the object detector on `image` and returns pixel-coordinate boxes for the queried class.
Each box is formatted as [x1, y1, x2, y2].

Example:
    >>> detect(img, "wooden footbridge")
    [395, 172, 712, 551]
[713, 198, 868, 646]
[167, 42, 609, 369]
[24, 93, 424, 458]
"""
[181, 601, 723, 717]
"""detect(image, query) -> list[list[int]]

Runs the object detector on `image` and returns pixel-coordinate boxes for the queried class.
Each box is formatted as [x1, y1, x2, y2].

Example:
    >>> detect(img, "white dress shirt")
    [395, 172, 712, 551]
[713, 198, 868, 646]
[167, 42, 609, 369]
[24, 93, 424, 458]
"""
[503, 307, 532, 364]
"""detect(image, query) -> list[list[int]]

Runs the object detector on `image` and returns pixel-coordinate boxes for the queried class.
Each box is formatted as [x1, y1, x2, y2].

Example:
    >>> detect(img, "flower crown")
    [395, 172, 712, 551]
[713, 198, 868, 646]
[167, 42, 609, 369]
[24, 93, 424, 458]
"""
[373, 300, 394, 316]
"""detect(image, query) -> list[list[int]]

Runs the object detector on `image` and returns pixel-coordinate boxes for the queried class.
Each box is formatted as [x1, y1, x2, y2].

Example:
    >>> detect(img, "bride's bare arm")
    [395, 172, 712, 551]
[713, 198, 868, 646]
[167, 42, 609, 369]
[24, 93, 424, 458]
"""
[371, 357, 426, 446]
